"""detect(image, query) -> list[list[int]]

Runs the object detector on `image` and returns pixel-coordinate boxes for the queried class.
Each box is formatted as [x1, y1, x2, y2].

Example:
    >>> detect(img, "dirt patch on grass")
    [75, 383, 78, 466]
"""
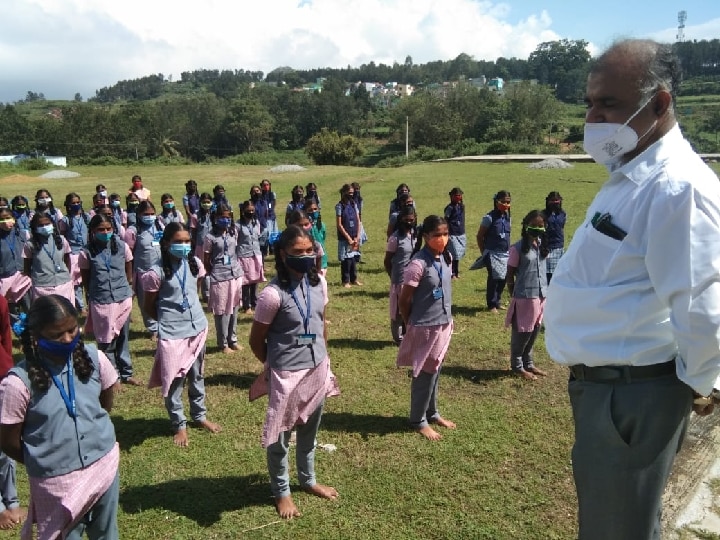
[0, 174, 38, 183]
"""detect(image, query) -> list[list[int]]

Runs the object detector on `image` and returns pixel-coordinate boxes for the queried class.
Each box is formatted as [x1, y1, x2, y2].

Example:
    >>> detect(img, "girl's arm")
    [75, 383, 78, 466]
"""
[249, 321, 270, 364]
[398, 283, 416, 327]
[80, 268, 91, 299]
[22, 257, 31, 277]
[143, 290, 159, 321]
[336, 215, 351, 243]
[383, 251, 393, 276]
[506, 265, 517, 297]
[99, 386, 116, 412]
[64, 253, 71, 273]
[125, 260, 133, 288]
[476, 224, 488, 252]
[0, 424, 24, 463]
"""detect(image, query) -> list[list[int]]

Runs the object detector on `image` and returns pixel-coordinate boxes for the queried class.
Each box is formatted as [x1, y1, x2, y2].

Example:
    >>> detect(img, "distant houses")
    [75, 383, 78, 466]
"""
[0, 154, 67, 167]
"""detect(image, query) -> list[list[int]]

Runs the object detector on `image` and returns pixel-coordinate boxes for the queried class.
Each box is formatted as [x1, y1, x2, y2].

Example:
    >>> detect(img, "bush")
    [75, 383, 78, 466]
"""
[20, 158, 49, 170]
[305, 129, 364, 165]
[484, 141, 513, 154]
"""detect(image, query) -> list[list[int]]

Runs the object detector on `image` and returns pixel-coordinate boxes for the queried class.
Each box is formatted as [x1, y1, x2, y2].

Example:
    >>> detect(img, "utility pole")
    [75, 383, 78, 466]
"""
[405, 116, 409, 158]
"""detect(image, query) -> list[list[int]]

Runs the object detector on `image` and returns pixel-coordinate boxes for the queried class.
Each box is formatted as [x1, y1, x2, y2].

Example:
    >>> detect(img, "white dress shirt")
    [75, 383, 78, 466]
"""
[545, 124, 720, 395]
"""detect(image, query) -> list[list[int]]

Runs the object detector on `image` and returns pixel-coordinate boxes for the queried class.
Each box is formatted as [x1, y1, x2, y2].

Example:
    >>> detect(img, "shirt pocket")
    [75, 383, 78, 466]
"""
[572, 225, 624, 287]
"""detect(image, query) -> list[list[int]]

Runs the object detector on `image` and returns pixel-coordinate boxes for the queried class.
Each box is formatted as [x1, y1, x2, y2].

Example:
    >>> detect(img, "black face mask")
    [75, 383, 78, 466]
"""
[244, 212, 255, 219]
[293, 193, 303, 201]
[251, 193, 260, 201]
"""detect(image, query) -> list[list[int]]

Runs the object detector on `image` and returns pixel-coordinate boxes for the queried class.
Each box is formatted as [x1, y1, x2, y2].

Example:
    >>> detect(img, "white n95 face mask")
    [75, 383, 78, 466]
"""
[583, 96, 657, 168]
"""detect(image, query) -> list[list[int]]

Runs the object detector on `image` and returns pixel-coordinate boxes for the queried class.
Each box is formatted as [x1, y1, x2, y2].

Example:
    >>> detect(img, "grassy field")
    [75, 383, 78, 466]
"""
[0, 160, 718, 539]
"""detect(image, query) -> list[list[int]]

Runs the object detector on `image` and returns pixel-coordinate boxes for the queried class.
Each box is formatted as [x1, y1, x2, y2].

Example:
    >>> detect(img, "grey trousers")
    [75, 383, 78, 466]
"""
[164, 351, 207, 432]
[214, 309, 239, 348]
[510, 319, 540, 371]
[66, 472, 119, 540]
[409, 368, 441, 429]
[98, 317, 133, 381]
[0, 452, 18, 512]
[568, 372, 693, 540]
[266, 401, 324, 498]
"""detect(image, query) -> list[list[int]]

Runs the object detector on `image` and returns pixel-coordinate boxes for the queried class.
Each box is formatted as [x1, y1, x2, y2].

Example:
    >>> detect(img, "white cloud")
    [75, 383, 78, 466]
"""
[650, 17, 720, 44]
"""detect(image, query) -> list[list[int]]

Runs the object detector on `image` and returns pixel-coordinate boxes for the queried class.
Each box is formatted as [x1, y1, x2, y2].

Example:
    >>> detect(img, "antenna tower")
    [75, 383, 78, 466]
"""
[676, 11, 687, 42]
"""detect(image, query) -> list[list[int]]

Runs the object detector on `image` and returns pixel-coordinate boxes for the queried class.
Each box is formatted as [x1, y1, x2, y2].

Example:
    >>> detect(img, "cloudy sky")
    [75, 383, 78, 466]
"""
[1, 0, 718, 103]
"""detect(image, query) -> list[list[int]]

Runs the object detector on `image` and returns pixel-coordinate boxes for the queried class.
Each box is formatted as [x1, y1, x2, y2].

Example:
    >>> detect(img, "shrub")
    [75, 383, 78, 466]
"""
[305, 129, 364, 165]
[20, 158, 50, 170]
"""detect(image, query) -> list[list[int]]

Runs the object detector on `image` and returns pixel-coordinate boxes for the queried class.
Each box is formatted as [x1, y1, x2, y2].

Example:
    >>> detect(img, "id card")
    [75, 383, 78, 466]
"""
[152, 231, 162, 247]
[297, 334, 316, 346]
[223, 254, 230, 265]
[432, 287, 444, 300]
[180, 297, 190, 312]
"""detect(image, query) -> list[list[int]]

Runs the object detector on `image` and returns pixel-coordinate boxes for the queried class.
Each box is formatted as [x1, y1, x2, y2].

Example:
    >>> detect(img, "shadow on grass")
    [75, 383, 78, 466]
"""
[327, 337, 392, 350]
[355, 266, 386, 275]
[204, 371, 257, 390]
[333, 289, 388, 300]
[321, 412, 407, 438]
[120, 473, 271, 526]
[451, 305, 483, 317]
[442, 365, 512, 383]
[112, 415, 172, 450]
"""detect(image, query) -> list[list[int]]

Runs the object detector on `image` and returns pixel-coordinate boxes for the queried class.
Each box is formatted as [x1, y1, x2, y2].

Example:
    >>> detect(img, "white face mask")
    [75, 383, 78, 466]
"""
[583, 95, 657, 169]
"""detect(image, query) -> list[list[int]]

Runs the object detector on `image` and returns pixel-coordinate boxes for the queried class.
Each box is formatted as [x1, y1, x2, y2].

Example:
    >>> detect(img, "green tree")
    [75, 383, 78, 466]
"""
[218, 96, 275, 154]
[392, 91, 463, 149]
[305, 128, 364, 165]
[528, 39, 591, 102]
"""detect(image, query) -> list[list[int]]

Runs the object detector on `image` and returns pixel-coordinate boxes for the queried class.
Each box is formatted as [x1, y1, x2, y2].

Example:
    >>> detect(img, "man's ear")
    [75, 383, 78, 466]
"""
[655, 90, 673, 116]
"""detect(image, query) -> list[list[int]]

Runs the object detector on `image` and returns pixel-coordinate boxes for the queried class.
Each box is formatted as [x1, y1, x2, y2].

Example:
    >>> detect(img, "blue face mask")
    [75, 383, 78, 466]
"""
[111, 200, 121, 208]
[216, 217, 232, 229]
[309, 211, 319, 221]
[36, 224, 54, 237]
[95, 231, 113, 242]
[69, 203, 82, 213]
[141, 215, 156, 226]
[38, 331, 80, 358]
[169, 243, 192, 259]
[285, 254, 316, 274]
[163, 202, 175, 210]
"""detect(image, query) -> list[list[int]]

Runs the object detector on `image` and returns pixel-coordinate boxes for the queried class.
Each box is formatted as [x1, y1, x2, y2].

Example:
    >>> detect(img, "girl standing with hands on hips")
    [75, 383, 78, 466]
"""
[80, 214, 142, 386]
[0, 294, 120, 539]
[141, 223, 221, 447]
[397, 215, 455, 441]
[249, 225, 340, 519]
[204, 204, 243, 354]
[505, 210, 548, 381]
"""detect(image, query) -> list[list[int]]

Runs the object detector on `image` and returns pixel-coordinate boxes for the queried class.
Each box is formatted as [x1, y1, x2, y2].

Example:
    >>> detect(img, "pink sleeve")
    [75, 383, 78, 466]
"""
[195, 258, 206, 279]
[402, 259, 425, 287]
[321, 276, 329, 306]
[97, 350, 119, 390]
[140, 269, 161, 293]
[124, 243, 133, 261]
[124, 228, 136, 249]
[189, 214, 198, 230]
[57, 219, 68, 234]
[203, 236, 212, 253]
[121, 210, 127, 226]
[0, 376, 30, 424]
[507, 245, 520, 268]
[22, 243, 33, 259]
[62, 238, 71, 254]
[254, 286, 282, 324]
[78, 250, 90, 269]
[314, 241, 324, 257]
[386, 235, 398, 253]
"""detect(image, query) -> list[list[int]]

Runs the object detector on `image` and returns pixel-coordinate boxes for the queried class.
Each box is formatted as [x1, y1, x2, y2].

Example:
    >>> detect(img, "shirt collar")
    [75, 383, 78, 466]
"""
[612, 123, 682, 186]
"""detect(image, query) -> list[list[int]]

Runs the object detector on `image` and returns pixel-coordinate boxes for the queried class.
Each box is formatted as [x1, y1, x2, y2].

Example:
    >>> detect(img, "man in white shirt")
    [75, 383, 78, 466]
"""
[545, 39, 720, 540]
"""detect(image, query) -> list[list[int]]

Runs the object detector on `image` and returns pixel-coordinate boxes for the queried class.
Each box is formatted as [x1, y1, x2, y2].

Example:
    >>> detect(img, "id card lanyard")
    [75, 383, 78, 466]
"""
[423, 248, 447, 309]
[41, 239, 63, 272]
[290, 276, 317, 360]
[44, 357, 77, 419]
[175, 259, 191, 311]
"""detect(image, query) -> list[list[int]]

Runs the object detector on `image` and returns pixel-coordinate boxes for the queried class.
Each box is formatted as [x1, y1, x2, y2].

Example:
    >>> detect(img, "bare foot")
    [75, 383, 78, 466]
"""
[514, 369, 538, 381]
[0, 507, 25, 530]
[275, 494, 301, 519]
[350, 280, 363, 286]
[221, 346, 234, 354]
[431, 416, 457, 429]
[229, 343, 242, 351]
[244, 308, 254, 315]
[528, 366, 547, 377]
[343, 283, 352, 288]
[416, 425, 442, 441]
[194, 419, 222, 434]
[489, 307, 499, 314]
[123, 377, 144, 386]
[173, 428, 189, 447]
[150, 332, 158, 343]
[304, 483, 339, 500]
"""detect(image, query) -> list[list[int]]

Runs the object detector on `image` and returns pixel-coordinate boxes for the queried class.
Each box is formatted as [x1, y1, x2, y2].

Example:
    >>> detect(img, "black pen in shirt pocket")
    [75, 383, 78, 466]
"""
[591, 212, 627, 241]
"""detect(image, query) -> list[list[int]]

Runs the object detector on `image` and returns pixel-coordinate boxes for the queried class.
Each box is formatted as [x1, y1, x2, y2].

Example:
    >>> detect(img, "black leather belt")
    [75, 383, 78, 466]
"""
[569, 359, 676, 383]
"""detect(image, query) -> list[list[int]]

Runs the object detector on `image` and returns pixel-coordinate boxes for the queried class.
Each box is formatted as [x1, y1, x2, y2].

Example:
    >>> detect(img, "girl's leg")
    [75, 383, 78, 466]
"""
[0, 453, 19, 514]
[341, 258, 351, 284]
[135, 281, 158, 336]
[484, 261, 496, 309]
[227, 306, 239, 348]
[409, 369, 439, 429]
[522, 324, 545, 375]
[83, 472, 120, 540]
[74, 284, 85, 311]
[250, 283, 258, 308]
[164, 376, 188, 437]
[201, 276, 210, 303]
[495, 278, 507, 307]
[214, 314, 229, 348]
[267, 430, 293, 498]
[510, 320, 538, 380]
[452, 259, 459, 278]
[114, 318, 135, 383]
[296, 401, 324, 490]
[242, 284, 251, 310]
[349, 257, 359, 284]
[187, 349, 208, 424]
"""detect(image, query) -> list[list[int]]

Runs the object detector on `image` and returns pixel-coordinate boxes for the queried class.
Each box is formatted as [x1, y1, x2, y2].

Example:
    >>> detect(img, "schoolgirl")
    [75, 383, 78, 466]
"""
[23, 213, 73, 305]
[58, 193, 91, 313]
[0, 294, 120, 539]
[125, 193, 140, 228]
[95, 205, 125, 239]
[237, 201, 265, 314]
[94, 185, 109, 207]
[542, 191, 566, 283]
[444, 187, 466, 279]
[285, 185, 305, 226]
[124, 200, 163, 340]
[0, 198, 8, 211]
[158, 193, 184, 226]
[351, 182, 366, 264]
[397, 215, 456, 441]
[212, 185, 229, 212]
[287, 209, 324, 274]
[141, 223, 222, 447]
[80, 214, 141, 386]
[0, 207, 31, 312]
[476, 190, 512, 313]
[259, 179, 278, 256]
[203, 204, 243, 353]
[383, 205, 417, 345]
[31, 189, 63, 226]
[189, 193, 214, 302]
[183, 180, 200, 220]
[248, 225, 340, 519]
[108, 193, 127, 230]
[89, 194, 104, 216]
[388, 184, 411, 219]
[128, 174, 151, 202]
[505, 210, 549, 381]
[304, 200, 328, 276]
[305, 182, 321, 208]
[336, 184, 362, 287]
[386, 192, 415, 238]
[11, 196, 31, 234]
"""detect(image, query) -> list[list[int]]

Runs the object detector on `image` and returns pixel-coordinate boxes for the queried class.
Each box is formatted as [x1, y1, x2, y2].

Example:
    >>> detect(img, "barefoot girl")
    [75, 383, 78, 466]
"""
[236, 200, 265, 314]
[505, 210, 549, 381]
[23, 213, 73, 305]
[80, 214, 142, 386]
[141, 223, 221, 446]
[0, 294, 120, 539]
[397, 215, 456, 441]
[249, 225, 340, 519]
[384, 205, 417, 345]
[203, 204, 243, 353]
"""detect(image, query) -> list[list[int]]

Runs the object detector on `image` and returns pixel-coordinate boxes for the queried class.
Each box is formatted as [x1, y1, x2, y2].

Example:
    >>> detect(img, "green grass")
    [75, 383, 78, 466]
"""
[1, 160, 719, 539]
